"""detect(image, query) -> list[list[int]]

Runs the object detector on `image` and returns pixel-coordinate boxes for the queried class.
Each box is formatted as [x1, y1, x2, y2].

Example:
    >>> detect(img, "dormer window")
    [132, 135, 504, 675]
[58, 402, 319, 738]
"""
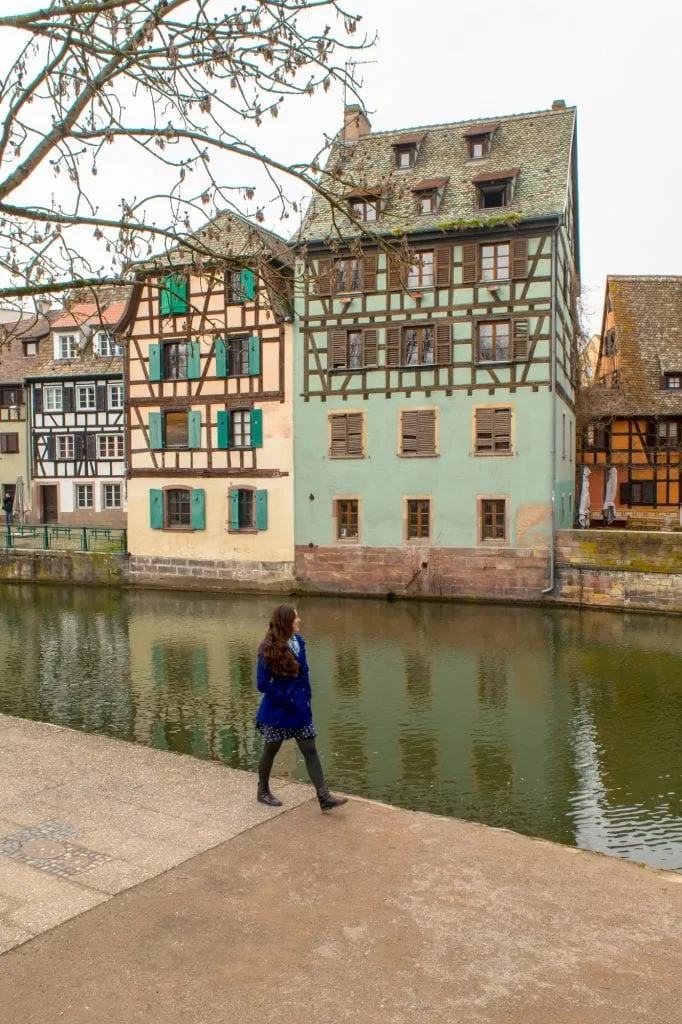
[662, 373, 682, 390]
[463, 121, 499, 160]
[347, 190, 382, 223]
[468, 135, 491, 159]
[391, 133, 425, 171]
[56, 334, 76, 360]
[412, 178, 448, 216]
[395, 145, 416, 170]
[473, 169, 519, 210]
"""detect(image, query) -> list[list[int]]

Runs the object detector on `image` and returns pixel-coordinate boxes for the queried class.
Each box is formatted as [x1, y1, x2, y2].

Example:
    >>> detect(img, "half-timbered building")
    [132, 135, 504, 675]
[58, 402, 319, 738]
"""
[26, 293, 130, 525]
[125, 212, 295, 587]
[0, 311, 53, 519]
[578, 276, 682, 526]
[294, 102, 579, 598]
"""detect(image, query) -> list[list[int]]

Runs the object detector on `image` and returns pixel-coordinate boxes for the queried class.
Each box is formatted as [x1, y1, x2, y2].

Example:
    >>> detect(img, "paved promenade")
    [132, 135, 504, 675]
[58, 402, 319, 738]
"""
[0, 714, 680, 1023]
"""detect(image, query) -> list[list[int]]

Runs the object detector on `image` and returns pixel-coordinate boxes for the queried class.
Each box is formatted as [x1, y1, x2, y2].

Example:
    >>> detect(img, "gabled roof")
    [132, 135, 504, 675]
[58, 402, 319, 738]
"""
[299, 104, 576, 242]
[582, 276, 682, 418]
[0, 313, 54, 383]
[26, 290, 132, 381]
[139, 209, 293, 272]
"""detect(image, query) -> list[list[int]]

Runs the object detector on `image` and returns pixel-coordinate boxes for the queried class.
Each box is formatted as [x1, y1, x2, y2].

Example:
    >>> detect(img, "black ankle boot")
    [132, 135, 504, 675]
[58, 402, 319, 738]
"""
[318, 790, 348, 812]
[257, 785, 283, 807]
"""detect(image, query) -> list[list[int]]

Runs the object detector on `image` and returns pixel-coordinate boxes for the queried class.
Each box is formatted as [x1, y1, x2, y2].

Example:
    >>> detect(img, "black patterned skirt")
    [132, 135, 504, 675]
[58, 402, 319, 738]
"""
[256, 722, 317, 743]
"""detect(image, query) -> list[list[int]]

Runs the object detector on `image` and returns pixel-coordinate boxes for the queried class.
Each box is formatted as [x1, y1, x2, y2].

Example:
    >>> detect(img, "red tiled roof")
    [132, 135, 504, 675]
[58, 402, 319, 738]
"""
[51, 304, 98, 330]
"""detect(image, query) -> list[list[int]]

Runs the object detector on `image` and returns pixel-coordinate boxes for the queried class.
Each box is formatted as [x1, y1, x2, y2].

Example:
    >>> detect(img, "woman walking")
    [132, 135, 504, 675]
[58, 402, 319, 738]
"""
[256, 604, 347, 812]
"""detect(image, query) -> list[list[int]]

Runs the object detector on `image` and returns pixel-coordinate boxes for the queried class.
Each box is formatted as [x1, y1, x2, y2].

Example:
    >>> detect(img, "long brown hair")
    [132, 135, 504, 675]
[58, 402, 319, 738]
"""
[259, 604, 299, 676]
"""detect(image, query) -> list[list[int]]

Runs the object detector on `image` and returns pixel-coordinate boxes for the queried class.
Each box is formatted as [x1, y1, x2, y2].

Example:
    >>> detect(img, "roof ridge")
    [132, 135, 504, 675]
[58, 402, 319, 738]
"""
[609, 274, 682, 282]
[357, 105, 576, 141]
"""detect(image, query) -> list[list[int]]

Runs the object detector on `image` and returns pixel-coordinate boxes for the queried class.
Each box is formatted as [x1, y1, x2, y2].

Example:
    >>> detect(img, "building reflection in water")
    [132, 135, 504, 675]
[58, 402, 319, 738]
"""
[0, 586, 680, 868]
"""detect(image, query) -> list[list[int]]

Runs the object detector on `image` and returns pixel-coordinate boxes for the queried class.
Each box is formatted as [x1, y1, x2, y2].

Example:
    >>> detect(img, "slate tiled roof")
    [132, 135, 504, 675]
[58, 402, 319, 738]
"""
[141, 210, 293, 271]
[26, 291, 132, 381]
[0, 314, 54, 383]
[299, 104, 576, 242]
[582, 276, 682, 419]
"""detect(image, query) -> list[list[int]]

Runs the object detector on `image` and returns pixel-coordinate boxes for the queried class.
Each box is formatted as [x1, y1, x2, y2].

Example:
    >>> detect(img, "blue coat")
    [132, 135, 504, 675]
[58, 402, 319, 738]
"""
[255, 634, 313, 730]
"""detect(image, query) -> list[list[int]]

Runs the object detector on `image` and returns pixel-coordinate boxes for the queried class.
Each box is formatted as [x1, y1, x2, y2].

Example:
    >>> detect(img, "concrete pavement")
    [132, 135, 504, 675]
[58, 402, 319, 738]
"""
[0, 714, 680, 1023]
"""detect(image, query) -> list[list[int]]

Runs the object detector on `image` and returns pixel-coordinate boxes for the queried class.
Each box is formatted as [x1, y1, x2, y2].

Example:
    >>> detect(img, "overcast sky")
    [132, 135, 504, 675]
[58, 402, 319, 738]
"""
[3, 0, 681, 335]
[294, 0, 681, 334]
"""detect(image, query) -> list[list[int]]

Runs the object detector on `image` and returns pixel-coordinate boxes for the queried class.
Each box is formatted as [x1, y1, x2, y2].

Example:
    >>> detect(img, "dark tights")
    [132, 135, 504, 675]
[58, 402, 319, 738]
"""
[258, 737, 326, 793]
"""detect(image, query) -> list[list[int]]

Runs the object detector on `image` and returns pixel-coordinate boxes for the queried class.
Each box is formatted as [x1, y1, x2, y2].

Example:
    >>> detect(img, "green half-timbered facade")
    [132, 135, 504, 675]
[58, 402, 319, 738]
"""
[294, 102, 580, 598]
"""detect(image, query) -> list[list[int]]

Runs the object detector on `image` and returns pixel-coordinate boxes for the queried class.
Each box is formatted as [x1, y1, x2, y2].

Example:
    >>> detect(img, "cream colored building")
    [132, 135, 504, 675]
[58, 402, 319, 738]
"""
[126, 212, 295, 588]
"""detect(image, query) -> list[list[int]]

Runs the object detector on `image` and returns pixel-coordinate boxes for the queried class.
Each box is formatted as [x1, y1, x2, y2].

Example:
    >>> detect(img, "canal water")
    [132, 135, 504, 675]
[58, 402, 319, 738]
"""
[0, 584, 680, 871]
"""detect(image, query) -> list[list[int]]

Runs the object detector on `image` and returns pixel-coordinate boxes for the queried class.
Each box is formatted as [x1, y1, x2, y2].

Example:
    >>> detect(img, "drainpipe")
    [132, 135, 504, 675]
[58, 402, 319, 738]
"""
[542, 225, 560, 595]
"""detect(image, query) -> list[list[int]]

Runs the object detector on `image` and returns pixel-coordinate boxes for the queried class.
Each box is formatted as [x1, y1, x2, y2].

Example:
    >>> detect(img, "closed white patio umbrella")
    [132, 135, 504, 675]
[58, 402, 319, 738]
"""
[578, 466, 591, 528]
[602, 465, 617, 526]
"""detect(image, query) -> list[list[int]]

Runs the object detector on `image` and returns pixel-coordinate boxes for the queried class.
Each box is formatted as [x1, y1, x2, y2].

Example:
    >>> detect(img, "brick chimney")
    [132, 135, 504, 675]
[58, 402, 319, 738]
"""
[551, 99, 567, 110]
[342, 104, 371, 142]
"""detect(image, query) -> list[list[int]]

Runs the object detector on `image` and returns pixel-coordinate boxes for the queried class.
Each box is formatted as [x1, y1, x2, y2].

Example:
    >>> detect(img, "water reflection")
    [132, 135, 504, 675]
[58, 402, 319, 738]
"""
[0, 585, 680, 870]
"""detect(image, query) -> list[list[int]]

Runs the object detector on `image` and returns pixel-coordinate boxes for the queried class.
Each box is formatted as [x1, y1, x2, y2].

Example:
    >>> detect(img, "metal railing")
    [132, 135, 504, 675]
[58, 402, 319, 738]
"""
[1, 523, 127, 553]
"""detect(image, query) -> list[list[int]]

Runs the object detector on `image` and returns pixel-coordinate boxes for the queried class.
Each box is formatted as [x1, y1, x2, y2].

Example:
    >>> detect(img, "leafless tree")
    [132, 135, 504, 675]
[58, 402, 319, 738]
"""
[0, 0, 371, 310]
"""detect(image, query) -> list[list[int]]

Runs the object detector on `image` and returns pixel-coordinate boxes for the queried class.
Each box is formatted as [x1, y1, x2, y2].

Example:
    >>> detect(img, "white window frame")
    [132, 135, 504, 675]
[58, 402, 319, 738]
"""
[77, 384, 96, 410]
[56, 334, 77, 360]
[97, 434, 124, 459]
[43, 385, 63, 412]
[57, 435, 74, 460]
[75, 484, 94, 510]
[102, 483, 122, 509]
[96, 331, 122, 358]
[108, 383, 124, 410]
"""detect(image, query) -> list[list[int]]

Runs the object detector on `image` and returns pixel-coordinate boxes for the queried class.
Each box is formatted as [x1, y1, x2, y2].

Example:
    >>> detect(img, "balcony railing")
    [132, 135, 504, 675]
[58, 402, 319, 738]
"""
[0, 524, 127, 553]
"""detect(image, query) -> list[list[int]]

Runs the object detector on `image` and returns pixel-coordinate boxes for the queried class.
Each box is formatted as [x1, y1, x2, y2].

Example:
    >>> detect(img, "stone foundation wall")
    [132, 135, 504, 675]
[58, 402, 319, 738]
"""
[127, 555, 295, 593]
[555, 530, 682, 613]
[0, 550, 127, 586]
[295, 545, 549, 601]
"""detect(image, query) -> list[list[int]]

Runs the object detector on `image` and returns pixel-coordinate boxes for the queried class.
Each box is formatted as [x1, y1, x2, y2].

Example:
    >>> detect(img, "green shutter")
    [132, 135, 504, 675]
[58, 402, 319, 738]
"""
[256, 489, 268, 531]
[215, 337, 227, 377]
[250, 408, 263, 448]
[217, 410, 230, 449]
[248, 335, 260, 376]
[187, 341, 201, 380]
[149, 488, 164, 529]
[187, 410, 201, 449]
[161, 274, 188, 314]
[149, 343, 162, 382]
[190, 488, 206, 529]
[159, 279, 171, 317]
[230, 489, 240, 529]
[240, 268, 256, 301]
[148, 412, 163, 450]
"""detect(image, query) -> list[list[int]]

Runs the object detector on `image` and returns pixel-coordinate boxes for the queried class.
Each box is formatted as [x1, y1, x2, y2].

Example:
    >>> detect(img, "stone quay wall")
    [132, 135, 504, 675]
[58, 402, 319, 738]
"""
[295, 544, 549, 601]
[127, 555, 295, 593]
[0, 549, 127, 586]
[554, 529, 682, 613]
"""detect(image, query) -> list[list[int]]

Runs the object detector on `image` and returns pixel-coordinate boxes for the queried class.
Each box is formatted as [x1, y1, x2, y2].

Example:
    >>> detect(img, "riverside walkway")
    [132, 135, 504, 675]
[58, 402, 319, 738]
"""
[0, 714, 679, 1023]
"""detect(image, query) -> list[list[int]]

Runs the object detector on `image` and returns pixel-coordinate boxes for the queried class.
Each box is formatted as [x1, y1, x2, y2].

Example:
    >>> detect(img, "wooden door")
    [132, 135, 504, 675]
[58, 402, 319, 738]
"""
[41, 485, 58, 524]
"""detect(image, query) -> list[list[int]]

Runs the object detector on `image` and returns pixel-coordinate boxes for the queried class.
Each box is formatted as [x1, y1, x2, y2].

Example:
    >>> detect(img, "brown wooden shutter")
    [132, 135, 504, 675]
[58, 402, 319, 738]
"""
[330, 330, 347, 369]
[346, 413, 363, 456]
[363, 329, 378, 366]
[401, 410, 418, 454]
[362, 252, 378, 293]
[461, 243, 477, 284]
[317, 257, 331, 295]
[329, 414, 348, 457]
[434, 246, 451, 287]
[511, 238, 528, 279]
[475, 408, 494, 452]
[386, 327, 401, 366]
[513, 319, 529, 360]
[387, 251, 403, 291]
[493, 408, 511, 451]
[435, 323, 452, 365]
[417, 410, 436, 455]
